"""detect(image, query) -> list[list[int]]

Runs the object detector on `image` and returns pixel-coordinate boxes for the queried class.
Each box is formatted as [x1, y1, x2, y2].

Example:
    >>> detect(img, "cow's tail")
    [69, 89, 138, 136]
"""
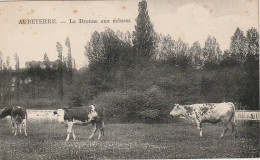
[229, 103, 236, 125]
[101, 110, 105, 127]
[25, 111, 28, 120]
[230, 103, 238, 137]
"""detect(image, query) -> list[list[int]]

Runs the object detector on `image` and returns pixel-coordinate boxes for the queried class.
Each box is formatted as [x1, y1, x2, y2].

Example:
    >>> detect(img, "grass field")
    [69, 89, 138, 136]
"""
[0, 118, 259, 159]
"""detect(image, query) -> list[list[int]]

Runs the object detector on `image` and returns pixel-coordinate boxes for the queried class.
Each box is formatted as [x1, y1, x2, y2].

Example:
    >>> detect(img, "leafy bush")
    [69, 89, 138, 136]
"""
[91, 87, 172, 123]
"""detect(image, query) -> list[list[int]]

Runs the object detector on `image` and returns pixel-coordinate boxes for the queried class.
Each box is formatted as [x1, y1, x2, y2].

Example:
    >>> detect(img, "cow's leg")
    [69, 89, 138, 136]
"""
[14, 123, 18, 136]
[11, 122, 15, 134]
[72, 129, 76, 140]
[220, 119, 229, 139]
[220, 126, 229, 139]
[22, 119, 27, 137]
[100, 126, 104, 137]
[231, 123, 238, 138]
[11, 118, 15, 134]
[230, 113, 238, 138]
[101, 120, 105, 136]
[99, 120, 105, 138]
[66, 122, 74, 141]
[198, 124, 202, 137]
[88, 123, 97, 140]
[18, 124, 22, 134]
[97, 123, 103, 140]
[195, 120, 202, 137]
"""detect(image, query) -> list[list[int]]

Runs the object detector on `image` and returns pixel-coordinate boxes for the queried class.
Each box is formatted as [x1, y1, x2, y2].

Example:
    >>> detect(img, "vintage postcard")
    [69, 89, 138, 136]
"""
[0, 0, 259, 159]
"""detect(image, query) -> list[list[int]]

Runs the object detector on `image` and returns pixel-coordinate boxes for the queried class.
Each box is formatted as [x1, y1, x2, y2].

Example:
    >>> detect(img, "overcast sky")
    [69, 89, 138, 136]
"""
[0, 0, 258, 68]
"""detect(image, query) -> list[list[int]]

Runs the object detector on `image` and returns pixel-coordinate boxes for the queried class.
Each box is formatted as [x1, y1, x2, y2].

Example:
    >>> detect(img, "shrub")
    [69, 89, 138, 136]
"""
[91, 87, 172, 123]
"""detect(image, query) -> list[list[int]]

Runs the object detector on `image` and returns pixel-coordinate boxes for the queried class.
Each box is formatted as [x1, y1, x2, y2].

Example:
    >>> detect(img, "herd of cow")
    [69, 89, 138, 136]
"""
[0, 102, 238, 141]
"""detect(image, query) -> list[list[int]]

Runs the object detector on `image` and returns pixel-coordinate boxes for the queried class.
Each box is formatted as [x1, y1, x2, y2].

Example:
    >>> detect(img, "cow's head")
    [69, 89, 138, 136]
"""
[170, 104, 184, 117]
[87, 105, 98, 120]
[0, 107, 12, 118]
[53, 109, 65, 123]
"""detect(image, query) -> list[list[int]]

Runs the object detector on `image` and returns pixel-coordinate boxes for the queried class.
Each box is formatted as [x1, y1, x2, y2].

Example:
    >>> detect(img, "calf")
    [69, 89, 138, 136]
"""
[0, 106, 28, 137]
[53, 105, 104, 141]
[170, 102, 238, 138]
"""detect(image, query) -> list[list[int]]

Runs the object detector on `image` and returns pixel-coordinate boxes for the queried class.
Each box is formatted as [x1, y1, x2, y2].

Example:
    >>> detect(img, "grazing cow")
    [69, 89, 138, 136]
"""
[0, 106, 28, 137]
[170, 102, 238, 138]
[53, 105, 104, 141]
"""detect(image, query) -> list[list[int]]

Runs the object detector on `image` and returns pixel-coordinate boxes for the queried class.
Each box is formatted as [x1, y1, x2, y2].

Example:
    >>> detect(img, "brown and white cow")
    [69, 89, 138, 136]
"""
[170, 102, 238, 138]
[53, 105, 104, 141]
[0, 106, 28, 137]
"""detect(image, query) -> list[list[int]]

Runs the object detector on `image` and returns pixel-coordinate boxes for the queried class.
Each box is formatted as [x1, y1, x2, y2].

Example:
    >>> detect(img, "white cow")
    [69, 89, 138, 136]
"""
[0, 106, 28, 137]
[170, 102, 238, 138]
[53, 105, 104, 141]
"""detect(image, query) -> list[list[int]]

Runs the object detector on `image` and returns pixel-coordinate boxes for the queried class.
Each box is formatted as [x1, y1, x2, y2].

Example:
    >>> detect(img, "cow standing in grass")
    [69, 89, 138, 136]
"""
[53, 105, 104, 141]
[0, 106, 28, 137]
[170, 102, 238, 138]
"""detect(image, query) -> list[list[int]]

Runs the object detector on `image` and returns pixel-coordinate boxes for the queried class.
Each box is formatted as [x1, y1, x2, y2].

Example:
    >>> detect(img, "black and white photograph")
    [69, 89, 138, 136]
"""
[0, 0, 259, 159]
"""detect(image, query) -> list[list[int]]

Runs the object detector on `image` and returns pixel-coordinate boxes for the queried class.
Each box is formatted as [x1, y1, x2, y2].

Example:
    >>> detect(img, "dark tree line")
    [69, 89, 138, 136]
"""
[82, 0, 259, 113]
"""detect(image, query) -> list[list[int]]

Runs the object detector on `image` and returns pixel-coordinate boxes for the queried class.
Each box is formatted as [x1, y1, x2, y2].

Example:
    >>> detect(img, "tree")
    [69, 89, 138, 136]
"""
[230, 27, 247, 63]
[0, 52, 3, 101]
[56, 42, 64, 100]
[220, 50, 240, 68]
[154, 34, 175, 61]
[239, 54, 259, 109]
[239, 28, 259, 110]
[173, 39, 191, 70]
[43, 53, 50, 69]
[174, 39, 189, 56]
[14, 53, 20, 101]
[0, 52, 3, 71]
[84, 28, 134, 92]
[2, 56, 12, 103]
[203, 36, 222, 68]
[189, 41, 203, 69]
[86, 29, 133, 72]
[85, 31, 104, 65]
[65, 37, 73, 84]
[132, 0, 156, 62]
[222, 50, 231, 59]
[6, 56, 10, 69]
[246, 28, 259, 57]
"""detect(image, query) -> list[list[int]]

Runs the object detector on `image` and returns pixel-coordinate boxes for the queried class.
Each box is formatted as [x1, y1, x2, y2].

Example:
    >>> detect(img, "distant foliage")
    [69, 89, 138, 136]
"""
[43, 53, 50, 69]
[65, 37, 73, 84]
[14, 53, 20, 101]
[189, 41, 203, 69]
[84, 28, 134, 94]
[203, 36, 222, 68]
[56, 42, 64, 100]
[230, 28, 247, 63]
[154, 34, 175, 60]
[246, 28, 259, 56]
[85, 31, 104, 64]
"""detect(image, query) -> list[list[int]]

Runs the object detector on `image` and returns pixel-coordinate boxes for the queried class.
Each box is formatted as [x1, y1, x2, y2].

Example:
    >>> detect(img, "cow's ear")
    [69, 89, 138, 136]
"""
[53, 111, 57, 115]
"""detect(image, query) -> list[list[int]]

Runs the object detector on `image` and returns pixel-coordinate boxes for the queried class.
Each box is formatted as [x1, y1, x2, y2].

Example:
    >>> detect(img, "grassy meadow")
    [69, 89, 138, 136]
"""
[0, 118, 259, 159]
